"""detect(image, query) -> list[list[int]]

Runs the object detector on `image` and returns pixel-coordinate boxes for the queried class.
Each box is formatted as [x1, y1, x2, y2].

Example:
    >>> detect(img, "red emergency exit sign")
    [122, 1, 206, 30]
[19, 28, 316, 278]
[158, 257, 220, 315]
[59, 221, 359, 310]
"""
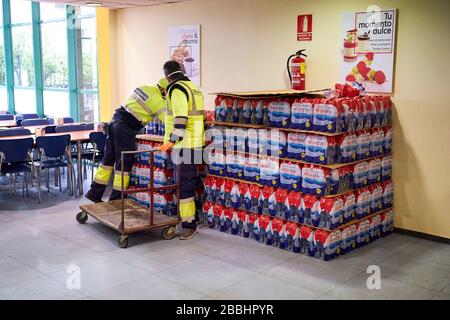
[297, 14, 312, 41]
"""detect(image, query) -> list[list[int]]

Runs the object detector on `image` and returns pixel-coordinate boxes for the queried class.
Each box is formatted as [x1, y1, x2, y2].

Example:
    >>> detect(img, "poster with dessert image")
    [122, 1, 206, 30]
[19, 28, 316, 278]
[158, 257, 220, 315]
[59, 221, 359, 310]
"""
[340, 8, 396, 93]
[168, 25, 201, 86]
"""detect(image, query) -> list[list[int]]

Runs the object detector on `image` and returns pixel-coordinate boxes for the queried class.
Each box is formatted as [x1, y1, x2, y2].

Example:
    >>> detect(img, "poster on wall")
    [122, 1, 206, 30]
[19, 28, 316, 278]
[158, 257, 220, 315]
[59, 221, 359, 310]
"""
[340, 8, 396, 93]
[168, 25, 201, 86]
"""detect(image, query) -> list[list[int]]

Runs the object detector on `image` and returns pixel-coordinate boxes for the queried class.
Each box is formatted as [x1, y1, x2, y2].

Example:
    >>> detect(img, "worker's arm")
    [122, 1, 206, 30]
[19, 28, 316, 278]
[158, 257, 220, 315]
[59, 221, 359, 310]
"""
[169, 88, 189, 143]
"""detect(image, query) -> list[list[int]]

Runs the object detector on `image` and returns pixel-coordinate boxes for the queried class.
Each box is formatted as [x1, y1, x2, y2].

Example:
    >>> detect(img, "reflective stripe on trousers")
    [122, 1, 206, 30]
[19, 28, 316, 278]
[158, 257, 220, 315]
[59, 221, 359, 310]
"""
[112, 170, 130, 191]
[179, 197, 196, 222]
[94, 165, 113, 185]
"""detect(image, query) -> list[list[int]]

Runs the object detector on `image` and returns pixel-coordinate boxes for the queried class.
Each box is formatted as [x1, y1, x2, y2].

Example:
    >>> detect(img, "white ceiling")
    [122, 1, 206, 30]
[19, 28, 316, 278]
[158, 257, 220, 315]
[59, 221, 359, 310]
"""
[32, 0, 191, 9]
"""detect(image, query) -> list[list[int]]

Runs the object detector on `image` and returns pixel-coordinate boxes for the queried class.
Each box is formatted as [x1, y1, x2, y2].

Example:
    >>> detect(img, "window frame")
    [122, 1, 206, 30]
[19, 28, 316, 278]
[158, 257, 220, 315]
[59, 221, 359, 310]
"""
[0, 0, 99, 121]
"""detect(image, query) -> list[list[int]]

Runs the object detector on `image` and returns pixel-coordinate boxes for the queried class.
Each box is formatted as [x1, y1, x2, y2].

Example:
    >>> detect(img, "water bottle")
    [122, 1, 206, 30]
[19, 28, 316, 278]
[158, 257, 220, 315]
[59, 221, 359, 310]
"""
[148, 121, 155, 134]
[130, 165, 137, 187]
[155, 120, 160, 135]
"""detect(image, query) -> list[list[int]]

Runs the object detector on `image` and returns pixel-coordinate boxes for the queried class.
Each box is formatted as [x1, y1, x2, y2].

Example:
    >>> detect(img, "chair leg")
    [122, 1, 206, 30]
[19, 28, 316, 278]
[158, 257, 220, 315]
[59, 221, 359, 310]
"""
[83, 160, 87, 181]
[54, 168, 58, 187]
[73, 166, 77, 196]
[22, 173, 25, 197]
[77, 159, 82, 182]
[9, 174, 13, 198]
[69, 165, 75, 196]
[36, 169, 41, 204]
[58, 168, 62, 192]
[46, 168, 50, 192]
[26, 172, 29, 197]
[13, 174, 17, 197]
[67, 165, 73, 196]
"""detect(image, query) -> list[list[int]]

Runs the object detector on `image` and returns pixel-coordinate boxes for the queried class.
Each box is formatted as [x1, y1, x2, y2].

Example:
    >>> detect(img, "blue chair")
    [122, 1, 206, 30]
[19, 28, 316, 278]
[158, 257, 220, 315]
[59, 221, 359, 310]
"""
[0, 114, 14, 121]
[15, 115, 23, 126]
[55, 123, 96, 181]
[0, 138, 38, 199]
[44, 125, 57, 134]
[21, 119, 51, 127]
[47, 118, 54, 125]
[36, 135, 74, 197]
[55, 123, 94, 133]
[43, 124, 68, 178]
[0, 128, 32, 137]
[0, 111, 12, 115]
[63, 117, 74, 124]
[80, 131, 107, 181]
[20, 113, 40, 120]
[85, 123, 95, 130]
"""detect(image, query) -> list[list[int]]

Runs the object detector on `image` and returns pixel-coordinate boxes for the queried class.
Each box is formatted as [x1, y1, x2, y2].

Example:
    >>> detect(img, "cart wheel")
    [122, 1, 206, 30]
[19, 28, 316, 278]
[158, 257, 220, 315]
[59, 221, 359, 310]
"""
[162, 226, 176, 240]
[76, 211, 88, 224]
[118, 235, 129, 248]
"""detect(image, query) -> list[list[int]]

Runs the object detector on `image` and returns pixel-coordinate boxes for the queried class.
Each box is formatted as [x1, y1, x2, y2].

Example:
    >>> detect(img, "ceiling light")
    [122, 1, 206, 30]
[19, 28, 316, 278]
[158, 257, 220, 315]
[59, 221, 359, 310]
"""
[85, 2, 102, 6]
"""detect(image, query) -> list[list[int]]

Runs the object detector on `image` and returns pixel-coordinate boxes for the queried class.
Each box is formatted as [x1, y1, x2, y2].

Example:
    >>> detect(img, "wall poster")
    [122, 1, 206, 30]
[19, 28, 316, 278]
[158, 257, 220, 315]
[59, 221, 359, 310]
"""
[340, 8, 396, 93]
[168, 25, 201, 86]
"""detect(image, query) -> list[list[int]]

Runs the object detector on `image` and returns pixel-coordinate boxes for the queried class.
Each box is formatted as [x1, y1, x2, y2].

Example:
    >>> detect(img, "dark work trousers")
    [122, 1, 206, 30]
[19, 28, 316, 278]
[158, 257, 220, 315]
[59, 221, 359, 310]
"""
[87, 108, 142, 201]
[173, 148, 203, 229]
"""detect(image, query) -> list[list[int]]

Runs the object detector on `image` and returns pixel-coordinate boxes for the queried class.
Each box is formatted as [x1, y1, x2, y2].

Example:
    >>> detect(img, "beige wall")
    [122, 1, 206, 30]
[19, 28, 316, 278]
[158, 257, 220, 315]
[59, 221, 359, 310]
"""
[110, 0, 450, 238]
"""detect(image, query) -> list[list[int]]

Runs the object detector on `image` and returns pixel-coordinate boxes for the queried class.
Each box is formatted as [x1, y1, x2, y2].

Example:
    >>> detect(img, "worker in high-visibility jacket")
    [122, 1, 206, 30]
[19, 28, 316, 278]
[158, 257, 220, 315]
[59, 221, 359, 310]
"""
[157, 60, 205, 240]
[85, 78, 169, 203]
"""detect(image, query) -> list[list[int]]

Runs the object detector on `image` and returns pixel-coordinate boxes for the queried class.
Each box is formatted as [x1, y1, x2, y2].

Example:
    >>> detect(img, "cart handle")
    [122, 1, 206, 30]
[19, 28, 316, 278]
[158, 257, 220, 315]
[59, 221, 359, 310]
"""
[119, 148, 181, 233]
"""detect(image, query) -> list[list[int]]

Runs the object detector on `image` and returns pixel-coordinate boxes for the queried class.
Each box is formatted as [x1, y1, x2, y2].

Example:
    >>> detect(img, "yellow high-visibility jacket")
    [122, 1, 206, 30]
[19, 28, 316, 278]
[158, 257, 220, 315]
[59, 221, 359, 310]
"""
[124, 85, 166, 125]
[164, 80, 205, 149]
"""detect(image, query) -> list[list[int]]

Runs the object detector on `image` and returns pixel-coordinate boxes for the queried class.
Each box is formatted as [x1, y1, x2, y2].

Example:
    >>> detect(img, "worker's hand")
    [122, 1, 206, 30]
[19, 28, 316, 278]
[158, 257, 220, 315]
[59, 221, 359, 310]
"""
[157, 142, 174, 152]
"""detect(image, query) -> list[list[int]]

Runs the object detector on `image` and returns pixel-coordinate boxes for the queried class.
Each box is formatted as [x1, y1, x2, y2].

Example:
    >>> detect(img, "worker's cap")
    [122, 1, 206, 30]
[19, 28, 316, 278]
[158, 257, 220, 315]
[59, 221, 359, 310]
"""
[157, 78, 169, 90]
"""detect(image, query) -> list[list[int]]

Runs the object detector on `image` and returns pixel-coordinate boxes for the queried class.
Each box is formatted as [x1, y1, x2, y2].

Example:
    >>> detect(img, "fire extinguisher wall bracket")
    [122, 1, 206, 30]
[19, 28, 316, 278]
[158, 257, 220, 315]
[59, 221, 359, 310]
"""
[287, 49, 307, 91]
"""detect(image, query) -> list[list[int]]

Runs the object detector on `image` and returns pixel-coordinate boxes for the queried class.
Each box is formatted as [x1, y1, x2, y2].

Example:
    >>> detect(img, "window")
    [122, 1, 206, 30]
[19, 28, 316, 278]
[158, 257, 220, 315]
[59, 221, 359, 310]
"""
[42, 22, 68, 88]
[11, 0, 35, 114]
[76, 7, 98, 123]
[12, 25, 34, 87]
[10, 0, 31, 24]
[41, 2, 69, 118]
[0, 0, 99, 120]
[40, 2, 66, 21]
[0, 6, 7, 112]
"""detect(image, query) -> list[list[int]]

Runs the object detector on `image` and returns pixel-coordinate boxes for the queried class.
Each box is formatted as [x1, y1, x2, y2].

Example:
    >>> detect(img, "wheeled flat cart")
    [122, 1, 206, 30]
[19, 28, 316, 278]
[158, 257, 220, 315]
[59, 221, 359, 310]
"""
[76, 149, 181, 248]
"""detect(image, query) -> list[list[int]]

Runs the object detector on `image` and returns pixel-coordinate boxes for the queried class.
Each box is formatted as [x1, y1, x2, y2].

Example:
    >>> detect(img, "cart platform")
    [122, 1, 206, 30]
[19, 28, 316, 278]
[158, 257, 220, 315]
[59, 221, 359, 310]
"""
[76, 148, 181, 248]
[79, 199, 178, 235]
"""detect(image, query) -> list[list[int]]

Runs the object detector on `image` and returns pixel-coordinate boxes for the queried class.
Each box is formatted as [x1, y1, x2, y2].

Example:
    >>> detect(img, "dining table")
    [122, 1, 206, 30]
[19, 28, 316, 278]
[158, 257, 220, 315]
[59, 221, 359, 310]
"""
[0, 120, 17, 128]
[0, 129, 101, 197]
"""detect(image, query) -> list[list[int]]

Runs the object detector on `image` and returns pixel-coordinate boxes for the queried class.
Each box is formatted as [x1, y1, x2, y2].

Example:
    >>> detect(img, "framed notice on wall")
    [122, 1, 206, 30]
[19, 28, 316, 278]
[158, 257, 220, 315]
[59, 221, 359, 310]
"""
[340, 8, 397, 93]
[297, 14, 312, 41]
[168, 25, 201, 86]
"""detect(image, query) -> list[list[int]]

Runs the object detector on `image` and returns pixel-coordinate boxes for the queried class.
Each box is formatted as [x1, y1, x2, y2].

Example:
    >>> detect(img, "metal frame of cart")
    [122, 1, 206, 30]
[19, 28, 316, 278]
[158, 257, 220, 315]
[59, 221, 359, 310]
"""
[76, 149, 181, 248]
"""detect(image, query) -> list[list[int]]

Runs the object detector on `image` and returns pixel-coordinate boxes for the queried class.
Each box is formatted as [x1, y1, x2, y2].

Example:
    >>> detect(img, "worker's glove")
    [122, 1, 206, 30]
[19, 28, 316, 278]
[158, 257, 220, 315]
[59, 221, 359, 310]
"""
[157, 142, 174, 152]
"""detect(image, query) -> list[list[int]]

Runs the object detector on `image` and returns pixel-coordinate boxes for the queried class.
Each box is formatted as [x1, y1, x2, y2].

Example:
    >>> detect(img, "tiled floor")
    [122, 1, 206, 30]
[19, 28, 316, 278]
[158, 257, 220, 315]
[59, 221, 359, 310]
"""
[0, 176, 449, 300]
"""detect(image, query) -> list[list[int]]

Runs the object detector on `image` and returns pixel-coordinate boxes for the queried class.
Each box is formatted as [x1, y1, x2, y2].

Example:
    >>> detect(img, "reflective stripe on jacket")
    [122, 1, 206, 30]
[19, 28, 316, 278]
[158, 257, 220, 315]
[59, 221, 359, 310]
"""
[164, 80, 205, 149]
[124, 85, 166, 125]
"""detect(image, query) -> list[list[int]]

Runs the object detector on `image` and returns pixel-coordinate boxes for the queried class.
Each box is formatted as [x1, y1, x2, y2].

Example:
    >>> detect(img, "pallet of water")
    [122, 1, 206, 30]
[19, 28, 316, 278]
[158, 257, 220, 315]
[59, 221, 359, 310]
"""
[214, 94, 393, 133]
[202, 200, 394, 261]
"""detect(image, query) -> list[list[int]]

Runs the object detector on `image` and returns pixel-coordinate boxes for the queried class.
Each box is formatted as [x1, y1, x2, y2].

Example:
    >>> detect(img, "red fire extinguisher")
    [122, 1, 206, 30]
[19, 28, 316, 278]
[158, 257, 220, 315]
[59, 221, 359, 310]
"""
[287, 49, 307, 90]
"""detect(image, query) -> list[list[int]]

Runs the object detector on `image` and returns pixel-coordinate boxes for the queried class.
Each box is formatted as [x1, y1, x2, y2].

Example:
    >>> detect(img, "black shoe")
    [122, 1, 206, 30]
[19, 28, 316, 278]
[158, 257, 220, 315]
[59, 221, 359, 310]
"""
[85, 191, 103, 203]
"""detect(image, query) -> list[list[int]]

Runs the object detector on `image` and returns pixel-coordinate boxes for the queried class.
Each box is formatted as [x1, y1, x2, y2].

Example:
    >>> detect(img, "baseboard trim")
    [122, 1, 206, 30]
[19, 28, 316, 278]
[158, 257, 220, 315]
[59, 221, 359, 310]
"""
[394, 228, 450, 244]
